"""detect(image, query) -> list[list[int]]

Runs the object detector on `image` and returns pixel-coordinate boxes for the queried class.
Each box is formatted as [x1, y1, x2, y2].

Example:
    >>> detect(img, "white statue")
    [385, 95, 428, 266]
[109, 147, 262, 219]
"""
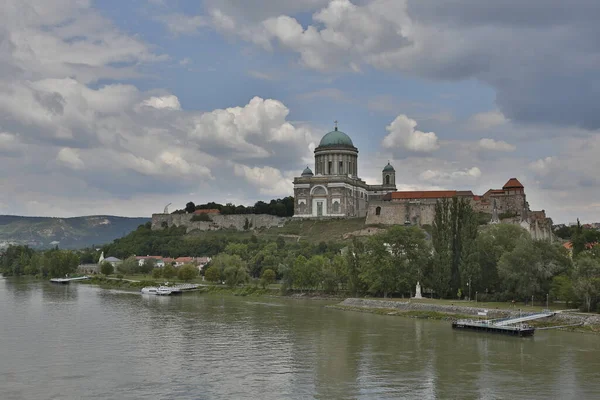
[98, 251, 105, 265]
[414, 281, 423, 299]
[164, 203, 172, 214]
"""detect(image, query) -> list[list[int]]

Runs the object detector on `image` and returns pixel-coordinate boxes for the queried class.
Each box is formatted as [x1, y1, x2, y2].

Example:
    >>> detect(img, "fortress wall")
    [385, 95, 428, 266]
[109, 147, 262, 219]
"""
[151, 213, 288, 232]
[365, 202, 437, 226]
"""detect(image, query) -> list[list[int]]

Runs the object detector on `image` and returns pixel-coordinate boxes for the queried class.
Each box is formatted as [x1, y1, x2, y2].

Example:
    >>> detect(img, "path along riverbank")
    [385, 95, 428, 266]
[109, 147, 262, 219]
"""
[330, 298, 600, 334]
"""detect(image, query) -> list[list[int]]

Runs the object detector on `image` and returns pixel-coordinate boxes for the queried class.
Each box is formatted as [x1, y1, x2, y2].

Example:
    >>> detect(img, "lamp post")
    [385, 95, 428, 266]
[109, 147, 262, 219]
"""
[546, 293, 549, 309]
[468, 277, 471, 301]
[476, 291, 478, 303]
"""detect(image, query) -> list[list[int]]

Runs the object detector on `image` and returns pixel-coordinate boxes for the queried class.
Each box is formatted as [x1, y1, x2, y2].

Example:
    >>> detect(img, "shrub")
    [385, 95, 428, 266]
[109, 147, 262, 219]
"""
[191, 213, 211, 222]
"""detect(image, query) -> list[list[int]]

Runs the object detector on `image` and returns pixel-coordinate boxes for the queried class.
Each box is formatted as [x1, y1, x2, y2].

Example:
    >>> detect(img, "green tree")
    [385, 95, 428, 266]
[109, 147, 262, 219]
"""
[431, 197, 479, 298]
[185, 201, 196, 213]
[152, 268, 162, 279]
[178, 264, 198, 281]
[204, 266, 221, 282]
[572, 219, 586, 258]
[118, 256, 137, 275]
[260, 268, 276, 289]
[498, 239, 566, 301]
[139, 258, 155, 275]
[361, 237, 395, 298]
[224, 264, 249, 287]
[345, 238, 366, 296]
[162, 264, 176, 279]
[572, 255, 600, 312]
[100, 261, 114, 276]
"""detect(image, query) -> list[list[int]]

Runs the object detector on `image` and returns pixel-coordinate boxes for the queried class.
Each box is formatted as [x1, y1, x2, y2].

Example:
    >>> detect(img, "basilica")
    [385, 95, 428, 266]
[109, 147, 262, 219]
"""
[292, 126, 554, 240]
[292, 125, 397, 218]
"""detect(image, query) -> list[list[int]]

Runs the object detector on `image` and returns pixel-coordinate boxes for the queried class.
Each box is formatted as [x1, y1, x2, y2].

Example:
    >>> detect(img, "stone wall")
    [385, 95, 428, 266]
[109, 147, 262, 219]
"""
[365, 201, 437, 226]
[151, 213, 288, 233]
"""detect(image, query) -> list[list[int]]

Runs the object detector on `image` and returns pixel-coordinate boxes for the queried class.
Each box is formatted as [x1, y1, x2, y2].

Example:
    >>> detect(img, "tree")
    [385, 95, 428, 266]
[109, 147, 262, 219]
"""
[204, 266, 220, 282]
[100, 261, 114, 276]
[224, 264, 249, 287]
[118, 256, 137, 275]
[261, 268, 276, 289]
[345, 238, 366, 296]
[572, 219, 586, 258]
[361, 237, 395, 298]
[162, 264, 176, 279]
[178, 264, 198, 281]
[572, 255, 600, 312]
[152, 268, 162, 279]
[185, 201, 196, 214]
[139, 258, 155, 275]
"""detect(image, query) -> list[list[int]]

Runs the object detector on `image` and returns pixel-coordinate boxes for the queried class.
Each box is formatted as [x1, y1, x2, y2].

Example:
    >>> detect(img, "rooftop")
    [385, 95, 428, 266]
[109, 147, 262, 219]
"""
[386, 190, 457, 200]
[503, 178, 524, 189]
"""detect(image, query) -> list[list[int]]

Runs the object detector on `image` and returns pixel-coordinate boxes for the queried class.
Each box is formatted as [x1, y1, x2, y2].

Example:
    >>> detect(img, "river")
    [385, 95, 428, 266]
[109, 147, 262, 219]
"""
[1, 277, 599, 399]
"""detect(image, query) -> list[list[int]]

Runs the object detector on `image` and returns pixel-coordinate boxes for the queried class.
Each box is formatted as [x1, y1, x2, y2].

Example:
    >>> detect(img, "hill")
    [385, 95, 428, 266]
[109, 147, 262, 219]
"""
[0, 215, 150, 249]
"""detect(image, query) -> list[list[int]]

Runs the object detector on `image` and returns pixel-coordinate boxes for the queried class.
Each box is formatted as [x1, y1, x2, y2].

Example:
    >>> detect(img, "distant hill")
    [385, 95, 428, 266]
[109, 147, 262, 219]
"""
[0, 215, 150, 249]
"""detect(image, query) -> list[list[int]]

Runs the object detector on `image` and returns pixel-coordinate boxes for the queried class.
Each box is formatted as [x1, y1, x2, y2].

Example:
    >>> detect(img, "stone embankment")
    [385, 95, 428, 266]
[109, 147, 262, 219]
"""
[338, 298, 600, 330]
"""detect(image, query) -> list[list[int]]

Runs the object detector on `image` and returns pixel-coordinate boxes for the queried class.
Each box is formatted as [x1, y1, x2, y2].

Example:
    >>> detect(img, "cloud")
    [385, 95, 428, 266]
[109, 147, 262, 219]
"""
[478, 138, 515, 152]
[56, 148, 84, 170]
[233, 164, 293, 195]
[419, 166, 482, 183]
[202, 0, 600, 130]
[467, 110, 508, 131]
[382, 114, 439, 152]
[529, 157, 554, 175]
[139, 95, 182, 110]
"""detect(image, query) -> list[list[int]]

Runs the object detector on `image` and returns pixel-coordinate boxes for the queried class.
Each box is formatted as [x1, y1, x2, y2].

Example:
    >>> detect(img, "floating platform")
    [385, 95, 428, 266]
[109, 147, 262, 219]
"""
[452, 319, 535, 337]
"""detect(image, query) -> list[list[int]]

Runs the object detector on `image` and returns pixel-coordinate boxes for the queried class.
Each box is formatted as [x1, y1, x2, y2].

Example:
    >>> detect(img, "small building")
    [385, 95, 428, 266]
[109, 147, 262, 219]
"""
[174, 257, 194, 267]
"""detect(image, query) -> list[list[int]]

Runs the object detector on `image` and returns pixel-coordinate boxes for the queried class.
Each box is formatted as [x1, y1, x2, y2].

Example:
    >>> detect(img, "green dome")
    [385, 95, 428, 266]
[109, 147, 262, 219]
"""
[301, 166, 313, 176]
[383, 162, 395, 172]
[318, 128, 354, 148]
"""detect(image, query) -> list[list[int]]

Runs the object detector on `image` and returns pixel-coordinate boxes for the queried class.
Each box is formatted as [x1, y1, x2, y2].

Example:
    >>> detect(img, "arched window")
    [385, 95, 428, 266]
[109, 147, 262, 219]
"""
[376, 206, 381, 216]
[333, 201, 340, 213]
[385, 175, 390, 185]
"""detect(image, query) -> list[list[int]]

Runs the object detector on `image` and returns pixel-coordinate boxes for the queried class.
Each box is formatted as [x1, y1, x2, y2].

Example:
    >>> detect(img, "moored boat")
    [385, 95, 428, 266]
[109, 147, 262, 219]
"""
[156, 286, 173, 296]
[140, 287, 158, 295]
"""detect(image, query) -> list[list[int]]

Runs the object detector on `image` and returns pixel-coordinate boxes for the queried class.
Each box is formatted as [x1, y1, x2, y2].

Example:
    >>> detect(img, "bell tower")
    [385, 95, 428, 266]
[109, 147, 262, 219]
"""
[382, 161, 396, 187]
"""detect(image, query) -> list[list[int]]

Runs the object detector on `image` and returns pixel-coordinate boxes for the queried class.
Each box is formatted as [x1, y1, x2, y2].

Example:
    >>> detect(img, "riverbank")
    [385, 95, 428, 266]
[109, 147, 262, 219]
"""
[330, 298, 600, 334]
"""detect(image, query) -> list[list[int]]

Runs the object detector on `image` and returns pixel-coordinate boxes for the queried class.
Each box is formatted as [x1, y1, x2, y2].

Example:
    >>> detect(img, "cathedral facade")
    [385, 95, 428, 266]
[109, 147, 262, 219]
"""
[292, 127, 553, 240]
[292, 126, 397, 218]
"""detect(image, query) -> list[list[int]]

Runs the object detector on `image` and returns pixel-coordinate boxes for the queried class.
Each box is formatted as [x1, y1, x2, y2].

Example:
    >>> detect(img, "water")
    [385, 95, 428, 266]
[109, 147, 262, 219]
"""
[1, 277, 599, 399]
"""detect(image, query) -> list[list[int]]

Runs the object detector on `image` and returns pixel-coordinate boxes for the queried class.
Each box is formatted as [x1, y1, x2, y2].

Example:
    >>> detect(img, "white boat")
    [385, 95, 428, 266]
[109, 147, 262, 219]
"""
[156, 286, 173, 296]
[140, 287, 158, 295]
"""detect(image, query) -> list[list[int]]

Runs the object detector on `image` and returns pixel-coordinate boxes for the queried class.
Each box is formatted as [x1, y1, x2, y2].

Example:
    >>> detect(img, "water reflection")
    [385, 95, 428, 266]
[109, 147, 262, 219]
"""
[1, 280, 599, 400]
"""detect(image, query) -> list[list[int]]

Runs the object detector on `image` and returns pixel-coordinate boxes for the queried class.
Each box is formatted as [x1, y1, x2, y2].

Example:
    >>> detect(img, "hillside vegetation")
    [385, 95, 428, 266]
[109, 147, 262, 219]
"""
[0, 215, 149, 249]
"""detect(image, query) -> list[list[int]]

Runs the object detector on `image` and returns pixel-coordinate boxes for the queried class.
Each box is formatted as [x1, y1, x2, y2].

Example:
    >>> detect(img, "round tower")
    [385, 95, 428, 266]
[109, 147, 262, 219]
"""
[382, 161, 396, 187]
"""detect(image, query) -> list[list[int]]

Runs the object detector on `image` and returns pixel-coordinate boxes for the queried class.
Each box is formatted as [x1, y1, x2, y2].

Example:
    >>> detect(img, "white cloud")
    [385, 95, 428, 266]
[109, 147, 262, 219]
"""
[382, 114, 439, 152]
[140, 95, 182, 110]
[233, 164, 293, 195]
[57, 148, 84, 170]
[420, 167, 481, 183]
[529, 156, 554, 175]
[478, 138, 516, 152]
[467, 110, 508, 131]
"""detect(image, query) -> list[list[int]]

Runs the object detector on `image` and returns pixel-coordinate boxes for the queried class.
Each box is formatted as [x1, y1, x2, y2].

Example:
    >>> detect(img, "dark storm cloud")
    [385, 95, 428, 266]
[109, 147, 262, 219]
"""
[406, 0, 600, 130]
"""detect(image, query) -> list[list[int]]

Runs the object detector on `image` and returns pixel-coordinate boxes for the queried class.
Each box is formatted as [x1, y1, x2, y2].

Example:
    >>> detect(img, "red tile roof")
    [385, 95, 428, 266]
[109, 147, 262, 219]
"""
[388, 190, 457, 200]
[175, 257, 194, 263]
[503, 178, 524, 189]
[193, 209, 220, 215]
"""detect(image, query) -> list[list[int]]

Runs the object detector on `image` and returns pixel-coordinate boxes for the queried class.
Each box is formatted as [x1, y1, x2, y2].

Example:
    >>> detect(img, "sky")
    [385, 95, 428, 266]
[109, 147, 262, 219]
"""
[1, 0, 599, 224]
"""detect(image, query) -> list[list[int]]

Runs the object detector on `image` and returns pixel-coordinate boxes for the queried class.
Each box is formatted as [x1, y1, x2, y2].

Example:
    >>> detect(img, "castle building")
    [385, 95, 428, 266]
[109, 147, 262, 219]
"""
[293, 125, 397, 218]
[293, 127, 553, 240]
